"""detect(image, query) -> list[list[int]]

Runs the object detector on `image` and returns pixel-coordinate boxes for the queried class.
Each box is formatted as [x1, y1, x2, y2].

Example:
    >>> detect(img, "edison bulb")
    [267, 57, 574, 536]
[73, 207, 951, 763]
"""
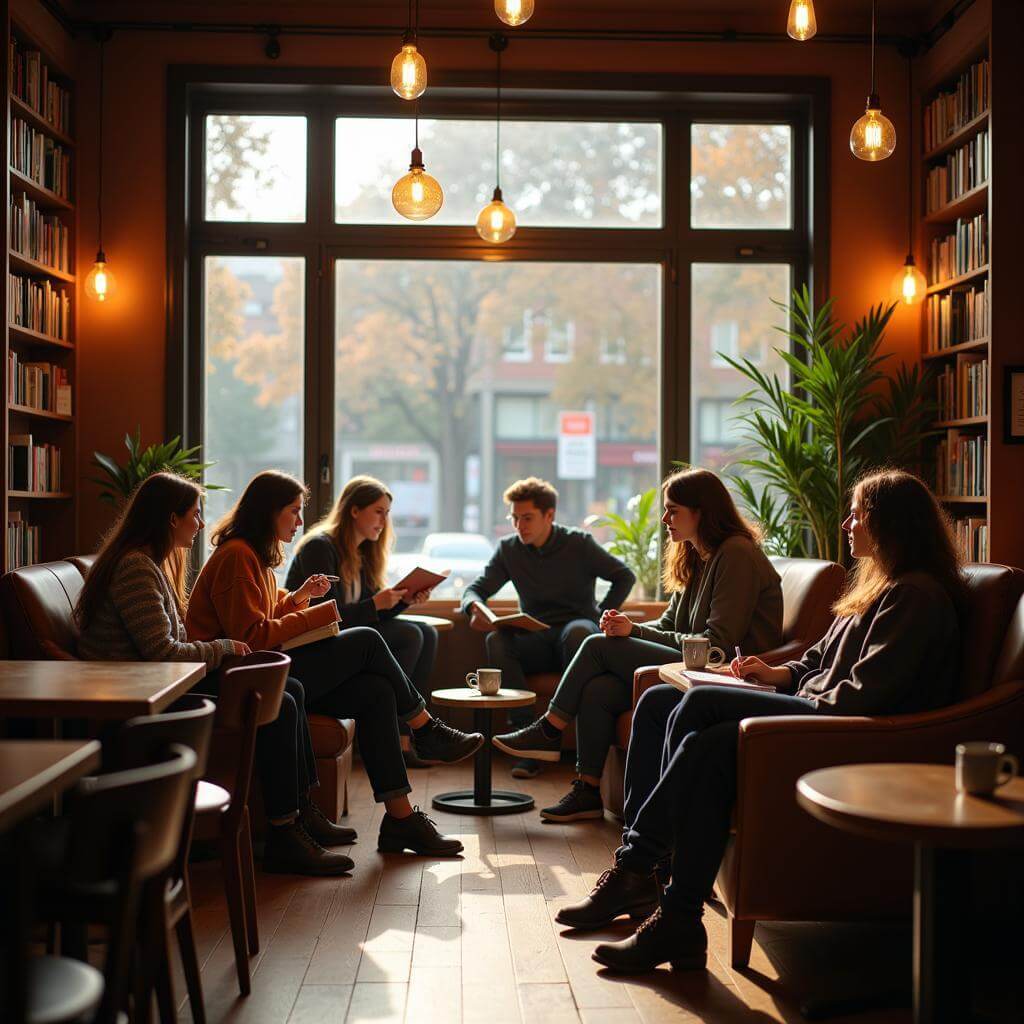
[390, 41, 427, 100]
[850, 96, 896, 161]
[85, 252, 115, 302]
[786, 0, 817, 40]
[495, 0, 534, 27]
[892, 257, 927, 306]
[392, 148, 444, 220]
[476, 188, 517, 243]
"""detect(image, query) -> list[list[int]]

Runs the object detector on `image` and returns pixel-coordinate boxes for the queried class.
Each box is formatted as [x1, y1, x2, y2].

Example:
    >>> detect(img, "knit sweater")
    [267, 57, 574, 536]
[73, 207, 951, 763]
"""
[632, 535, 783, 655]
[186, 538, 339, 650]
[77, 550, 234, 669]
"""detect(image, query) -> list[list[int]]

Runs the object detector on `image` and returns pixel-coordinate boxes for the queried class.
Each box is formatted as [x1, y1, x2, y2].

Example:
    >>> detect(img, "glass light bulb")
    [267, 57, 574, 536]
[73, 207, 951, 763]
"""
[392, 149, 444, 221]
[850, 98, 896, 161]
[476, 189, 517, 243]
[85, 253, 116, 302]
[390, 42, 427, 100]
[892, 258, 927, 306]
[786, 0, 817, 40]
[495, 0, 534, 27]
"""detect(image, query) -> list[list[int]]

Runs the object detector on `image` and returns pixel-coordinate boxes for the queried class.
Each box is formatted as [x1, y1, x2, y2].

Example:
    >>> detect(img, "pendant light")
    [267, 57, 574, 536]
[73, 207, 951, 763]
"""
[786, 0, 817, 41]
[495, 0, 534, 28]
[476, 34, 516, 244]
[85, 34, 115, 302]
[893, 55, 926, 304]
[392, 107, 444, 220]
[390, 0, 427, 101]
[850, 0, 896, 161]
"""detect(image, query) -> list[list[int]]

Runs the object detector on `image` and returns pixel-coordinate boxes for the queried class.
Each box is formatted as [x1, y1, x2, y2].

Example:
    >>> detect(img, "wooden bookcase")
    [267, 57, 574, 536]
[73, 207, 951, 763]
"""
[3, 15, 77, 570]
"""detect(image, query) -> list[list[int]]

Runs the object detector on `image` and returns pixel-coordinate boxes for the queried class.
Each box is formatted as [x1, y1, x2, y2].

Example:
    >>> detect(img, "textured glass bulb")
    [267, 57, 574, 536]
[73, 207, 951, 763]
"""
[786, 0, 817, 40]
[476, 188, 517, 243]
[392, 148, 444, 221]
[892, 256, 927, 306]
[85, 251, 115, 302]
[495, 0, 534, 27]
[390, 41, 427, 100]
[850, 96, 896, 161]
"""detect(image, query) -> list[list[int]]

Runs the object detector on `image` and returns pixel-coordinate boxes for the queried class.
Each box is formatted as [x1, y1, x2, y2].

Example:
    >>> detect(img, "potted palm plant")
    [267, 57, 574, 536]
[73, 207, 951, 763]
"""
[586, 487, 661, 599]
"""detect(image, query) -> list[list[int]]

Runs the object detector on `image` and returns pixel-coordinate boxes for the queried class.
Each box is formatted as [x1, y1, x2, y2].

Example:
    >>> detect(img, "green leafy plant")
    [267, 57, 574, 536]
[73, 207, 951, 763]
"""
[91, 428, 225, 506]
[720, 285, 933, 564]
[586, 487, 661, 599]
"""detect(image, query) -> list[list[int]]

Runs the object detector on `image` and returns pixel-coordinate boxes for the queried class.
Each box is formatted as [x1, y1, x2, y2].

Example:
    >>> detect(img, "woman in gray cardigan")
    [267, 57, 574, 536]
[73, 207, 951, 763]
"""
[492, 467, 783, 822]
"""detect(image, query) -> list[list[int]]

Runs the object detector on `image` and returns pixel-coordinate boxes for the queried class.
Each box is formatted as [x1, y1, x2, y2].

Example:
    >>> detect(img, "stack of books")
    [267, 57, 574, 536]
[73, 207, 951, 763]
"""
[8, 273, 71, 340]
[928, 214, 987, 283]
[7, 353, 71, 414]
[935, 430, 987, 498]
[8, 434, 61, 492]
[10, 117, 71, 198]
[951, 516, 988, 562]
[9, 193, 70, 271]
[925, 130, 989, 213]
[935, 355, 988, 420]
[926, 279, 988, 352]
[923, 56, 989, 153]
[6, 511, 40, 569]
[8, 38, 72, 133]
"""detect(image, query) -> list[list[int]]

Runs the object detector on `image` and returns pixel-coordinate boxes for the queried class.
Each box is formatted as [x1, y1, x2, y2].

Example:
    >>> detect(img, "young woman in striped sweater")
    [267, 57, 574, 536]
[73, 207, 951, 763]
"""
[75, 472, 356, 876]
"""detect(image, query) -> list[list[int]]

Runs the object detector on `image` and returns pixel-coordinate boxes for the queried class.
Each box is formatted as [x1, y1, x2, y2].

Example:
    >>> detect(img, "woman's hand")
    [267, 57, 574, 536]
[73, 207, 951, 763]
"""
[230, 640, 252, 656]
[730, 655, 790, 686]
[295, 574, 332, 603]
[373, 588, 408, 611]
[600, 609, 634, 637]
[406, 589, 432, 606]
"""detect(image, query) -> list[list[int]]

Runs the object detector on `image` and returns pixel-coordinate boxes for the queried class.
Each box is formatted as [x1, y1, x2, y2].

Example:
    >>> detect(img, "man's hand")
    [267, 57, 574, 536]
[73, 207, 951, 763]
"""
[600, 608, 634, 637]
[469, 602, 496, 632]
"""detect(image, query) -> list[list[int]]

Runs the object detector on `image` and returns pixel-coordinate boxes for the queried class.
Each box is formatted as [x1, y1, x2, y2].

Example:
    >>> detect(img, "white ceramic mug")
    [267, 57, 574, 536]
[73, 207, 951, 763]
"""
[955, 741, 1019, 795]
[681, 635, 726, 670]
[466, 668, 502, 696]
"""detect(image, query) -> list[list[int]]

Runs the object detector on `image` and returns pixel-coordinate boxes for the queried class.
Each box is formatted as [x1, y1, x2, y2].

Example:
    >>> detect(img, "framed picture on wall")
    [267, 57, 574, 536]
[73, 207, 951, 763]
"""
[1005, 366, 1024, 444]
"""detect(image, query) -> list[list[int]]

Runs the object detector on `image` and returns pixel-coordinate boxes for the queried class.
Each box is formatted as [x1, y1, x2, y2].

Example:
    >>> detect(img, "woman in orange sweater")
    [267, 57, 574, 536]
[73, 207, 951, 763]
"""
[188, 470, 482, 857]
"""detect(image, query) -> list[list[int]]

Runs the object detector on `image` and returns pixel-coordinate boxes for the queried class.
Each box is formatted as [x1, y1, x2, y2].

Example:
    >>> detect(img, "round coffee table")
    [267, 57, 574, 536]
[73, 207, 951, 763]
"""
[397, 613, 454, 632]
[429, 687, 536, 815]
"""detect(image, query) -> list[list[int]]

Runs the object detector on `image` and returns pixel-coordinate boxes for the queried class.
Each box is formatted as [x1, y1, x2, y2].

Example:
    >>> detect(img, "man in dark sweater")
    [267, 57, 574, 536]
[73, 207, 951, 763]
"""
[461, 477, 636, 777]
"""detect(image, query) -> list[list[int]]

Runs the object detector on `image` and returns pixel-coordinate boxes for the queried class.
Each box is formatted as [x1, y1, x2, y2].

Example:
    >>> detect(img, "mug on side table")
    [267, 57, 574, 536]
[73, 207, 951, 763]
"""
[955, 741, 1019, 795]
[466, 668, 502, 696]
[682, 634, 726, 670]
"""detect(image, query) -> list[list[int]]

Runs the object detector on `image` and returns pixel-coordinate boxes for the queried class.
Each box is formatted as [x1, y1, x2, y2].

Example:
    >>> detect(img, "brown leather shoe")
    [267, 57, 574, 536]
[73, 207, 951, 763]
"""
[300, 801, 357, 846]
[263, 821, 354, 876]
[555, 865, 659, 929]
[592, 906, 707, 973]
[377, 807, 463, 856]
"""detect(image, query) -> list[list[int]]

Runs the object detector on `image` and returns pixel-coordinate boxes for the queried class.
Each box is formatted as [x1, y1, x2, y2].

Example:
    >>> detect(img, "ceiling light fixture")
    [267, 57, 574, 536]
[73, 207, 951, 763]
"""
[495, 0, 534, 28]
[893, 55, 925, 304]
[390, 0, 427, 100]
[392, 107, 444, 220]
[476, 33, 516, 244]
[850, 0, 896, 161]
[786, 0, 817, 41]
[85, 32, 116, 302]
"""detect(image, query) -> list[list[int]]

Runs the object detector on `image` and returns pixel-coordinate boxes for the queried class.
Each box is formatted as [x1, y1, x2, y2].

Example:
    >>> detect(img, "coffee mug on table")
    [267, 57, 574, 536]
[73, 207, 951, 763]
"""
[955, 741, 1019, 795]
[466, 668, 502, 696]
[682, 634, 726, 670]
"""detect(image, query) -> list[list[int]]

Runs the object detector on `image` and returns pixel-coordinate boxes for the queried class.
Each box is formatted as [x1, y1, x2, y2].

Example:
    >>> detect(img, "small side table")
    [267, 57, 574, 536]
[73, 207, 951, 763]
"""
[797, 763, 1024, 1024]
[397, 613, 454, 632]
[429, 687, 536, 815]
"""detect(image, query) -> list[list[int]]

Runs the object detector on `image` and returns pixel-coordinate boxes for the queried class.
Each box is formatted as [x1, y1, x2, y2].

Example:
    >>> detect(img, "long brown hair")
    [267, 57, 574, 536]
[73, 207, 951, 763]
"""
[296, 475, 394, 590]
[75, 472, 202, 630]
[833, 469, 964, 617]
[660, 468, 761, 592]
[210, 470, 308, 569]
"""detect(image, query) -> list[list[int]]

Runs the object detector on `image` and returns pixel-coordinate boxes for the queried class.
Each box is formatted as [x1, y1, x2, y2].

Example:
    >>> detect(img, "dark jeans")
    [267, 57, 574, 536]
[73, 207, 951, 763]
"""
[287, 626, 427, 803]
[196, 672, 317, 820]
[485, 618, 599, 728]
[548, 633, 683, 778]
[375, 617, 438, 695]
[616, 683, 819, 914]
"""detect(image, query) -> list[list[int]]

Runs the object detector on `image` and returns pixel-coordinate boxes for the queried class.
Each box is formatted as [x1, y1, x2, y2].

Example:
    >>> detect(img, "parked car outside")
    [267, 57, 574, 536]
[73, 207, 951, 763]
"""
[387, 531, 515, 600]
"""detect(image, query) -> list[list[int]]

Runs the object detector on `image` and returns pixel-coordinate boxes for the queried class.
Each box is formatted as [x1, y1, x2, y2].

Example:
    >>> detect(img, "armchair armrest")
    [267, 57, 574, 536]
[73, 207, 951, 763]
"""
[757, 639, 807, 666]
[633, 665, 671, 706]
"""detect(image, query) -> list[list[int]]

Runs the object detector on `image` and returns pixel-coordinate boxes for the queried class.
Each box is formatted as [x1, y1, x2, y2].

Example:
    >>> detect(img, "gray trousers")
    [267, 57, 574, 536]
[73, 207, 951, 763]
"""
[548, 633, 682, 778]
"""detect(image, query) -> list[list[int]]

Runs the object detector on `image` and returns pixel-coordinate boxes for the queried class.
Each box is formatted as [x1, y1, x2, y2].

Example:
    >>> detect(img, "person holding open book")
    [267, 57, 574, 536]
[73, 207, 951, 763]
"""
[492, 467, 783, 822]
[460, 476, 637, 780]
[187, 470, 483, 857]
[556, 470, 963, 975]
[76, 472, 355, 877]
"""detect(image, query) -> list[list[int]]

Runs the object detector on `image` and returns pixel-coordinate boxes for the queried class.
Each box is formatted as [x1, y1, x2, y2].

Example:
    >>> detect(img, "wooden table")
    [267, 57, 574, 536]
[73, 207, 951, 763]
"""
[798, 763, 1024, 1024]
[429, 687, 536, 815]
[0, 740, 101, 831]
[0, 660, 207, 720]
[398, 613, 454, 632]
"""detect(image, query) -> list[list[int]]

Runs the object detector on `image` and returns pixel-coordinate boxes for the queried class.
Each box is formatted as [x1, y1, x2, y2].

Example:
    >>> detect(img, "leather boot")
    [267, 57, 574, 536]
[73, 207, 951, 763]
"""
[263, 821, 354, 876]
[300, 800, 358, 846]
[377, 807, 463, 855]
[592, 906, 707, 973]
[555, 864, 660, 929]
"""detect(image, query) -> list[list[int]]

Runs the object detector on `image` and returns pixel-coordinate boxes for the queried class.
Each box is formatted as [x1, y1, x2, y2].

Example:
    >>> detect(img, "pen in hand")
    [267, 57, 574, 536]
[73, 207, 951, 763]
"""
[733, 646, 743, 678]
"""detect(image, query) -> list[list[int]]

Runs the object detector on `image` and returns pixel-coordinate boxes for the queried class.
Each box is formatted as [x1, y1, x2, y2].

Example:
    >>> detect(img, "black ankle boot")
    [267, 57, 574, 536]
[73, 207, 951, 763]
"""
[591, 906, 707, 973]
[377, 807, 463, 855]
[555, 864, 659, 929]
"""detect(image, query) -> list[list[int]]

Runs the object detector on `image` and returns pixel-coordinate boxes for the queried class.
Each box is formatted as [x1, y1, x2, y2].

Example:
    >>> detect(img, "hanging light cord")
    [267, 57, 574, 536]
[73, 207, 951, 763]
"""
[496, 45, 502, 192]
[870, 0, 877, 96]
[97, 37, 104, 251]
[906, 55, 913, 253]
[414, 97, 419, 152]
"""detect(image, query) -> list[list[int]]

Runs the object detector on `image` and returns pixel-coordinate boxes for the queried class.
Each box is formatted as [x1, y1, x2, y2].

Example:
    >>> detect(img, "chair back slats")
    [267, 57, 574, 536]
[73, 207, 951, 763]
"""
[214, 651, 289, 729]
[116, 696, 215, 780]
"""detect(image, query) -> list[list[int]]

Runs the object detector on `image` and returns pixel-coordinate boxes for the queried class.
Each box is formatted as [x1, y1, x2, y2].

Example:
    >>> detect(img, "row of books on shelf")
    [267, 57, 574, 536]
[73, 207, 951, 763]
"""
[935, 355, 988, 421]
[952, 516, 988, 564]
[925, 131, 988, 213]
[7, 511, 40, 570]
[8, 38, 72, 135]
[935, 430, 987, 499]
[922, 57, 988, 154]
[10, 117, 71, 200]
[8, 434, 61, 492]
[926, 280, 989, 353]
[9, 192, 70, 272]
[8, 273, 70, 340]
[7, 352, 71, 415]
[928, 214, 987, 284]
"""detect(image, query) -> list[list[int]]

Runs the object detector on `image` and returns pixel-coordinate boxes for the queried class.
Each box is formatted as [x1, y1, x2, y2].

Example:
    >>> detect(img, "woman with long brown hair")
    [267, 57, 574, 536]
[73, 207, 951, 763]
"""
[493, 467, 783, 823]
[76, 472, 355, 877]
[559, 469, 964, 974]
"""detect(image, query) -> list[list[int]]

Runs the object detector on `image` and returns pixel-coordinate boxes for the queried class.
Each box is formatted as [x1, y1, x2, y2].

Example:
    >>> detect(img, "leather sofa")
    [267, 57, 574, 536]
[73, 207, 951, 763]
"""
[0, 558, 355, 821]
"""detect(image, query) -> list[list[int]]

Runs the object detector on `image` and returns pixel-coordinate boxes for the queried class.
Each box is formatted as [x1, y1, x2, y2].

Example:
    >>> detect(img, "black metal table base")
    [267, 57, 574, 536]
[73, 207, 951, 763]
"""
[431, 705, 535, 816]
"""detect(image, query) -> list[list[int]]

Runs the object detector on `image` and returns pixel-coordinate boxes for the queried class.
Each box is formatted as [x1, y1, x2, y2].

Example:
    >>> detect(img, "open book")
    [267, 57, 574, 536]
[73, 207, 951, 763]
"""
[472, 602, 548, 633]
[669, 666, 777, 693]
[280, 620, 341, 652]
[392, 566, 450, 595]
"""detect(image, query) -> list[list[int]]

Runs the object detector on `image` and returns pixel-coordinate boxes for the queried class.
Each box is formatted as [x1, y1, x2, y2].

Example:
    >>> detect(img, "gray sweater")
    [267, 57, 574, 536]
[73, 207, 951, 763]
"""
[783, 570, 960, 715]
[460, 523, 636, 627]
[632, 535, 783, 655]
[77, 550, 234, 669]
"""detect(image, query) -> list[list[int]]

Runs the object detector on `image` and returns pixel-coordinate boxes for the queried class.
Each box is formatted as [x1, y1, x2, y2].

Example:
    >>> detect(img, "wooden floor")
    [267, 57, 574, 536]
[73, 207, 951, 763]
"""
[176, 760, 915, 1024]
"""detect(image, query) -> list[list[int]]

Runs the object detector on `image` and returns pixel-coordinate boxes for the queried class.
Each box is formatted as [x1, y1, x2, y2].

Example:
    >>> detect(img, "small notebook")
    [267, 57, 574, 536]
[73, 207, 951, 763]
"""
[671, 667, 777, 693]
[280, 620, 341, 652]
[391, 566, 450, 594]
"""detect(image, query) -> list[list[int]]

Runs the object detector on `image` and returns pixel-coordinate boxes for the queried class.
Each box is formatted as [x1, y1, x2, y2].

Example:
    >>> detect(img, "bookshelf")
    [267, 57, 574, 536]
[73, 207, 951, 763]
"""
[4, 17, 77, 571]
